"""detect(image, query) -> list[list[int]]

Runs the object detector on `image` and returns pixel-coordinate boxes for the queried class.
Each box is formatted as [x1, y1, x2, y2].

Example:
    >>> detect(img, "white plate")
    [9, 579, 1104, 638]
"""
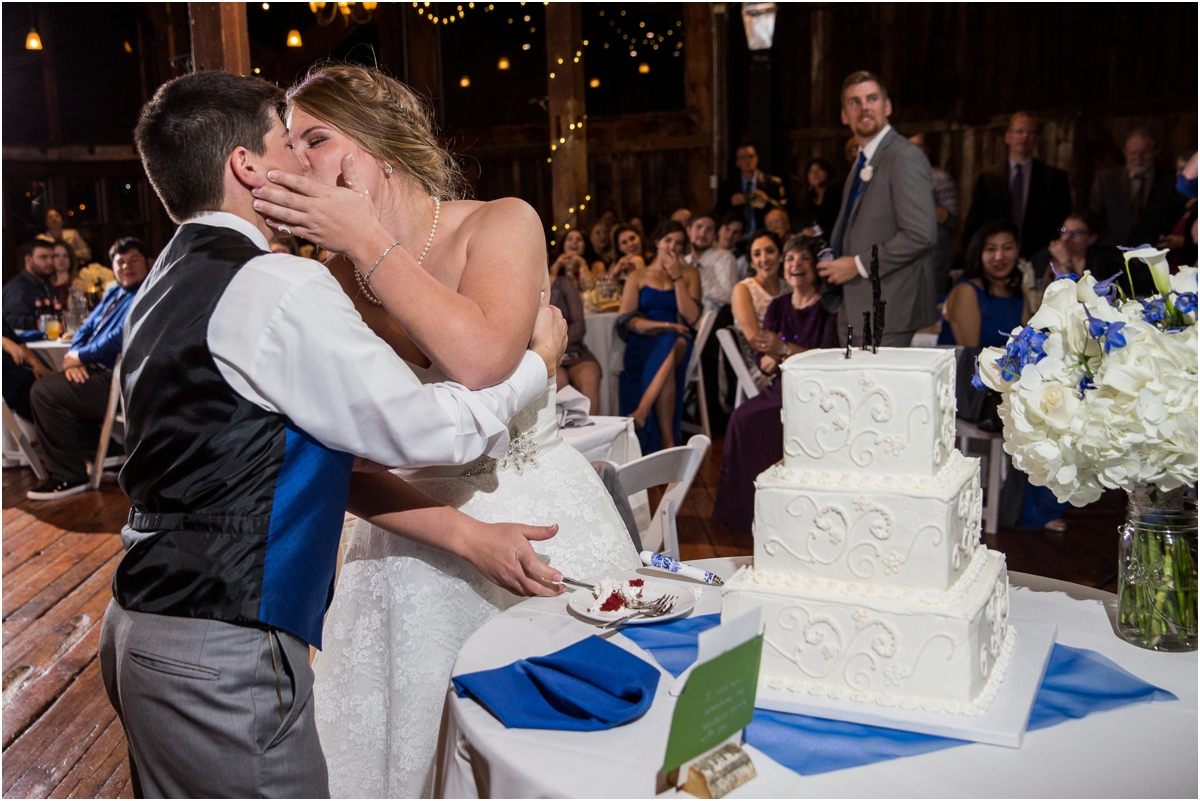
[566, 579, 695, 626]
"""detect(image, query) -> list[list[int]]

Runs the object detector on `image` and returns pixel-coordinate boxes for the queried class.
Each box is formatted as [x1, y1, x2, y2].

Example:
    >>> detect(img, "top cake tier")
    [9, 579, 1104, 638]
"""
[780, 348, 956, 478]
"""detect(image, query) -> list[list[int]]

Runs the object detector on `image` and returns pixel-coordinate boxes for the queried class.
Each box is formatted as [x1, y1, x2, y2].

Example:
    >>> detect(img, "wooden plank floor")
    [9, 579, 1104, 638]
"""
[2, 439, 1123, 798]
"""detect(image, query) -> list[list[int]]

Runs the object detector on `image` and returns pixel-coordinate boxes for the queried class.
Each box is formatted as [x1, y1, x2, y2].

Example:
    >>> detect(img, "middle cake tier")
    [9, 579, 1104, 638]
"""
[753, 450, 984, 596]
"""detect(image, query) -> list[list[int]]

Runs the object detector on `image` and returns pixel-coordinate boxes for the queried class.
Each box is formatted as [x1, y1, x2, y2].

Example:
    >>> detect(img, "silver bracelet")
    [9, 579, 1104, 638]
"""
[362, 241, 402, 287]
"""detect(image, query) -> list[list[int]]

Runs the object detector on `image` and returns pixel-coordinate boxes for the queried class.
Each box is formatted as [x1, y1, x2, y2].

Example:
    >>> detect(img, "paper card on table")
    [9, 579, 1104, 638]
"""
[662, 610, 763, 773]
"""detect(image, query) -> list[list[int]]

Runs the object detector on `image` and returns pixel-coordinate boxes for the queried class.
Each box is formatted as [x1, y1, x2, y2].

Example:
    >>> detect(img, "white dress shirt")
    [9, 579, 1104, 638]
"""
[852, 123, 893, 279]
[686, 246, 740, 311]
[139, 211, 546, 469]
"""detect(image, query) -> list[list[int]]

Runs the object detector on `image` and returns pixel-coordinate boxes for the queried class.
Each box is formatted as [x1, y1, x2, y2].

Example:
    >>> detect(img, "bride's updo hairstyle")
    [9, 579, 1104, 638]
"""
[287, 63, 466, 200]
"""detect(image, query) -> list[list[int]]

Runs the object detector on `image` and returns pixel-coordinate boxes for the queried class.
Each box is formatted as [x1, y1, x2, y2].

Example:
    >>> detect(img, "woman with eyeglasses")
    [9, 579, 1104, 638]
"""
[1030, 209, 1147, 297]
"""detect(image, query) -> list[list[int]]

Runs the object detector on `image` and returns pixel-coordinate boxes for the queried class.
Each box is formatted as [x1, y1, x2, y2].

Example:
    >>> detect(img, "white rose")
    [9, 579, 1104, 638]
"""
[976, 346, 1007, 389]
[1029, 381, 1080, 430]
[1027, 279, 1078, 330]
[1170, 266, 1197, 296]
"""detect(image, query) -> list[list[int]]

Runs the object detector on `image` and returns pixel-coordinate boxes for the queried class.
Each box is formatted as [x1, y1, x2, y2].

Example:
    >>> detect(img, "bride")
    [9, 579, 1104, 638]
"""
[251, 64, 642, 797]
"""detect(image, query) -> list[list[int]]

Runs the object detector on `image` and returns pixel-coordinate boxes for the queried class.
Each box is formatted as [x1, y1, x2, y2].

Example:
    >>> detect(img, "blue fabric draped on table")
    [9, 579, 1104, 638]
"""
[619, 286, 693, 453]
[452, 635, 661, 731]
[623, 615, 1176, 776]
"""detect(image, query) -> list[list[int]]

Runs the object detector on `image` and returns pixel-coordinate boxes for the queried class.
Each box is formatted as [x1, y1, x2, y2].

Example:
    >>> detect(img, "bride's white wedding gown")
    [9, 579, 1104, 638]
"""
[313, 372, 642, 798]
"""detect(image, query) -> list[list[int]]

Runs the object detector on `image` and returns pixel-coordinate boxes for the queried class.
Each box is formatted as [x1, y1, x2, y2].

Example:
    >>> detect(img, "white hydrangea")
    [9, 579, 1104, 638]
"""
[977, 271, 1198, 506]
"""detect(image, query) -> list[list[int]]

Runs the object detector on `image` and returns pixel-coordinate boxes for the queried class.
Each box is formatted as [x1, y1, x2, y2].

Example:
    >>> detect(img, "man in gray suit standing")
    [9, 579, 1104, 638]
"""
[821, 71, 937, 346]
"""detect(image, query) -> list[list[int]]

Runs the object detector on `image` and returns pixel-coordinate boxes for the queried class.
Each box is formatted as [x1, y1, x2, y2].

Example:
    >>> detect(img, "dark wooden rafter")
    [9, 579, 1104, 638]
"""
[188, 2, 251, 75]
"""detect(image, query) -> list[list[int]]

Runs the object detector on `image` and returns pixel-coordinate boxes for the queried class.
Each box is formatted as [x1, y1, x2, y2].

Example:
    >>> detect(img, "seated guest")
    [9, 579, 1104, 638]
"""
[801, 157, 840, 237]
[764, 208, 792, 241]
[731, 231, 796, 391]
[2, 320, 52, 420]
[549, 246, 602, 413]
[44, 208, 92, 264]
[938, 219, 1067, 532]
[712, 234, 839, 532]
[1029, 210, 1143, 296]
[939, 219, 1029, 347]
[671, 208, 693, 225]
[717, 143, 787, 237]
[607, 223, 647, 280]
[3, 238, 57, 332]
[50, 240, 78, 307]
[717, 210, 750, 280]
[685, 212, 739, 313]
[551, 229, 602, 290]
[26, 237, 150, 500]
[589, 220, 614, 270]
[618, 221, 702, 452]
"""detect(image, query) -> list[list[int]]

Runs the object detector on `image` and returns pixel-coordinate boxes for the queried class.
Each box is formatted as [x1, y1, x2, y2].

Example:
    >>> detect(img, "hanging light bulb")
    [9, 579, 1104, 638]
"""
[286, 29, 303, 47]
[638, 62, 650, 74]
[25, 29, 42, 50]
[459, 75, 471, 87]
[497, 57, 510, 70]
[589, 78, 601, 88]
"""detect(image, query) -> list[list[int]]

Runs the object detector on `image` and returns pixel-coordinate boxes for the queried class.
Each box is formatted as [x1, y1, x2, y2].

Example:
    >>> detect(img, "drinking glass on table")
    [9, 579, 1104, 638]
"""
[44, 317, 61, 340]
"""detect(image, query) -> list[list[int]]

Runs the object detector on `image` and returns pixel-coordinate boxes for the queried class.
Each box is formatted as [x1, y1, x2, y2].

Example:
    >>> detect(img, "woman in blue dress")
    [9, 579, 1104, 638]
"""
[941, 218, 1068, 532]
[618, 220, 702, 452]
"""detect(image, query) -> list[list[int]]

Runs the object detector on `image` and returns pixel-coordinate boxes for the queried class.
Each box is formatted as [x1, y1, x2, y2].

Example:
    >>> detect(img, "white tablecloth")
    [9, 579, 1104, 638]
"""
[437, 559, 1198, 798]
[559, 415, 650, 534]
[26, 339, 69, 371]
[583, 311, 623, 417]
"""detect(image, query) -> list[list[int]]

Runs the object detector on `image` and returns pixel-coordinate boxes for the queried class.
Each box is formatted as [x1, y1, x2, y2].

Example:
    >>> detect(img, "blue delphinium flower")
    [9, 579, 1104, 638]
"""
[995, 325, 1048, 381]
[1176, 292, 1197, 316]
[971, 357, 987, 391]
[1093, 272, 1122, 304]
[1140, 297, 1167, 323]
[1083, 306, 1127, 353]
[1050, 263, 1079, 281]
[1077, 374, 1095, 398]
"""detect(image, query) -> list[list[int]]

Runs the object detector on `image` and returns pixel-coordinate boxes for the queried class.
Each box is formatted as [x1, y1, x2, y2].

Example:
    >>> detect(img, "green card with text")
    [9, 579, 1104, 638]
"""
[661, 632, 763, 772]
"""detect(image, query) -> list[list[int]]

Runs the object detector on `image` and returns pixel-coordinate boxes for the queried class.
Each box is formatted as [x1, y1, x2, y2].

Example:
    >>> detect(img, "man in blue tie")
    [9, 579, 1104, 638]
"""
[821, 71, 937, 347]
[717, 143, 787, 238]
[25, 237, 150, 500]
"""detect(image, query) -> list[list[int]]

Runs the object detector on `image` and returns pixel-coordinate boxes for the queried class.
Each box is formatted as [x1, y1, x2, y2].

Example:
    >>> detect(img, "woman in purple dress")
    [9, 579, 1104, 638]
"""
[712, 235, 839, 533]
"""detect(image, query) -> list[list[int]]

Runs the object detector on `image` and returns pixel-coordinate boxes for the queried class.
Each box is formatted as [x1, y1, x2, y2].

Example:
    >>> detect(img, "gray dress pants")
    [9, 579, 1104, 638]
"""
[99, 599, 329, 798]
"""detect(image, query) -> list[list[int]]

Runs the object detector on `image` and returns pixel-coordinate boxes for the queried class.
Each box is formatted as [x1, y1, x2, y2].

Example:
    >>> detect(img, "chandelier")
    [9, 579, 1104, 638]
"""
[310, 2, 378, 26]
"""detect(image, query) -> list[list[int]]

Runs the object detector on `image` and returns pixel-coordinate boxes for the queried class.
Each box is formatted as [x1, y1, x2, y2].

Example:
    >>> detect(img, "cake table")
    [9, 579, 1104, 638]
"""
[436, 557, 1197, 798]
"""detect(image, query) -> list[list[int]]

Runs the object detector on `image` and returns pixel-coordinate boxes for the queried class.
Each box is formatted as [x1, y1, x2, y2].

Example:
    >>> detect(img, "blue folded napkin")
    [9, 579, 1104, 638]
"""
[619, 613, 722, 676]
[621, 616, 1178, 776]
[452, 635, 661, 731]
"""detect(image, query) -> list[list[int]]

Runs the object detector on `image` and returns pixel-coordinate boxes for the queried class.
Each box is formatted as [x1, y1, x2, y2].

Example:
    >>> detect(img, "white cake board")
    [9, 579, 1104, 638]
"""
[753, 618, 1057, 748]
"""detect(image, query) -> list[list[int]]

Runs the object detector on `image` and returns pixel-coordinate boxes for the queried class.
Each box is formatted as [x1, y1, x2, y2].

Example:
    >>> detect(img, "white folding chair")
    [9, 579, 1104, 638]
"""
[2, 400, 48, 481]
[715, 327, 760, 409]
[956, 419, 1007, 534]
[88, 354, 126, 489]
[680, 309, 717, 440]
[600, 434, 710, 559]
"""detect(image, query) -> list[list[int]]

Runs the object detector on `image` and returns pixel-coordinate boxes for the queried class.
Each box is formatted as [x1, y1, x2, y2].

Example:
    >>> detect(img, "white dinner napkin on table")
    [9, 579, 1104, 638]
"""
[555, 385, 592, 428]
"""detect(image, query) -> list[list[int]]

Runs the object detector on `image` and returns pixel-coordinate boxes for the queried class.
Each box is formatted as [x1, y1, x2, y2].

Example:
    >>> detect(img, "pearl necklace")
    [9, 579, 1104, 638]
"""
[356, 196, 441, 306]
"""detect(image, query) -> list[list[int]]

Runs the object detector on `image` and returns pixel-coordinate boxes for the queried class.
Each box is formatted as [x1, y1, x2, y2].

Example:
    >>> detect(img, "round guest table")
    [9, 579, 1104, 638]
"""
[436, 557, 1197, 798]
[582, 310, 623, 417]
[26, 339, 70, 371]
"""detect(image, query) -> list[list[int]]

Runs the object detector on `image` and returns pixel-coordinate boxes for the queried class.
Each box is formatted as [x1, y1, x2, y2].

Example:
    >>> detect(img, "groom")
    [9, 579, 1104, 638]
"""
[99, 70, 567, 798]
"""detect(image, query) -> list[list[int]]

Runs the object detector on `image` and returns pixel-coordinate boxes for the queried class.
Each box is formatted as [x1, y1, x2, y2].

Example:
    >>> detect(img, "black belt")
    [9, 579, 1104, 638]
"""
[126, 507, 271, 535]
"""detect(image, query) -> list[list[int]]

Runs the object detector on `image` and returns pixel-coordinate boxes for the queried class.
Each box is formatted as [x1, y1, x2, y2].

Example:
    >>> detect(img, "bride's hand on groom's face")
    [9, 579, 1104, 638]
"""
[458, 521, 563, 597]
[253, 153, 390, 261]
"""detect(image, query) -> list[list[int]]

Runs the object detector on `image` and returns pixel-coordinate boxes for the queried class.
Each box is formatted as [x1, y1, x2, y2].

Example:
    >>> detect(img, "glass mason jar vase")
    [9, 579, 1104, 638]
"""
[1116, 485, 1197, 652]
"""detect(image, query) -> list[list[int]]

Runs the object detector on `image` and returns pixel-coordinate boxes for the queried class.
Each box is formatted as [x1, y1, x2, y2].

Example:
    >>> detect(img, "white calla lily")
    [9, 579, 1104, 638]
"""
[1121, 245, 1172, 296]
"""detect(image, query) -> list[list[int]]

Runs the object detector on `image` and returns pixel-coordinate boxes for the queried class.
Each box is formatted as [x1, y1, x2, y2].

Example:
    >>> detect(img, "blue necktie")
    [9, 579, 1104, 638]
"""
[837, 153, 868, 255]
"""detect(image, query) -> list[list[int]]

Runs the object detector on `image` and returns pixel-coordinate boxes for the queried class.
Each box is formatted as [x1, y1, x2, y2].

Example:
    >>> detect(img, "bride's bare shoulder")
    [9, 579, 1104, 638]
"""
[456, 196, 543, 238]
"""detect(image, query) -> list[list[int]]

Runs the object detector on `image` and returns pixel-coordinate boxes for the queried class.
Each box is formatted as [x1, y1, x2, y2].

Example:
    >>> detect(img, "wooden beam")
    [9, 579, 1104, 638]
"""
[545, 3, 587, 237]
[405, 13, 442, 117]
[37, 5, 61, 144]
[188, 2, 251, 75]
[810, 6, 831, 127]
[683, 2, 715, 212]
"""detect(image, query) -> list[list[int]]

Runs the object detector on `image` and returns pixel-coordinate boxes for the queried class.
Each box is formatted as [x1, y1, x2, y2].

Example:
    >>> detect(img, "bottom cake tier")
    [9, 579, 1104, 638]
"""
[722, 548, 1015, 715]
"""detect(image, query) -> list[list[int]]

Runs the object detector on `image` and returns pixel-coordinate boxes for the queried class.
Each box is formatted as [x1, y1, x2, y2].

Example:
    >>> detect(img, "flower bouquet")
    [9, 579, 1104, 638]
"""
[974, 247, 1197, 650]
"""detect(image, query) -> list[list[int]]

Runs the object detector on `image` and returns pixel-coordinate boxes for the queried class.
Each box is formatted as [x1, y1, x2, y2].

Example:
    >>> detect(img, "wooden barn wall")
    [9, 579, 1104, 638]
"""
[767, 3, 1197, 251]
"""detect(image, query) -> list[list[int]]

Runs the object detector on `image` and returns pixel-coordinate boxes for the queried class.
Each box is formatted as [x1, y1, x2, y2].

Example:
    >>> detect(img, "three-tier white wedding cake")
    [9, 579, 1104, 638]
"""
[722, 348, 1016, 715]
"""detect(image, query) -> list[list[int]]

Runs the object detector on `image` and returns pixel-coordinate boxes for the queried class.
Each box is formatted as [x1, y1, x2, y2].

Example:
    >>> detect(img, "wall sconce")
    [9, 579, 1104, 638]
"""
[286, 29, 303, 47]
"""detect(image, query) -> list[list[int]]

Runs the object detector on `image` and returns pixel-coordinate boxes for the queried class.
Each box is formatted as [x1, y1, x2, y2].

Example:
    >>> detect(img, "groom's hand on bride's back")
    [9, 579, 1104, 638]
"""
[530, 305, 568, 377]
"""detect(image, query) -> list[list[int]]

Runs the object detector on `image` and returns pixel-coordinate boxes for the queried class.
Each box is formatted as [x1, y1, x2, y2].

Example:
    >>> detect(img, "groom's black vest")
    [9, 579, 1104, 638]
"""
[115, 223, 353, 648]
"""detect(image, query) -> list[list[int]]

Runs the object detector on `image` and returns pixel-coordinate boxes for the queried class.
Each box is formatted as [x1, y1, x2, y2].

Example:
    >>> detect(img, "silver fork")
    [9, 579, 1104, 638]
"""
[601, 595, 678, 629]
